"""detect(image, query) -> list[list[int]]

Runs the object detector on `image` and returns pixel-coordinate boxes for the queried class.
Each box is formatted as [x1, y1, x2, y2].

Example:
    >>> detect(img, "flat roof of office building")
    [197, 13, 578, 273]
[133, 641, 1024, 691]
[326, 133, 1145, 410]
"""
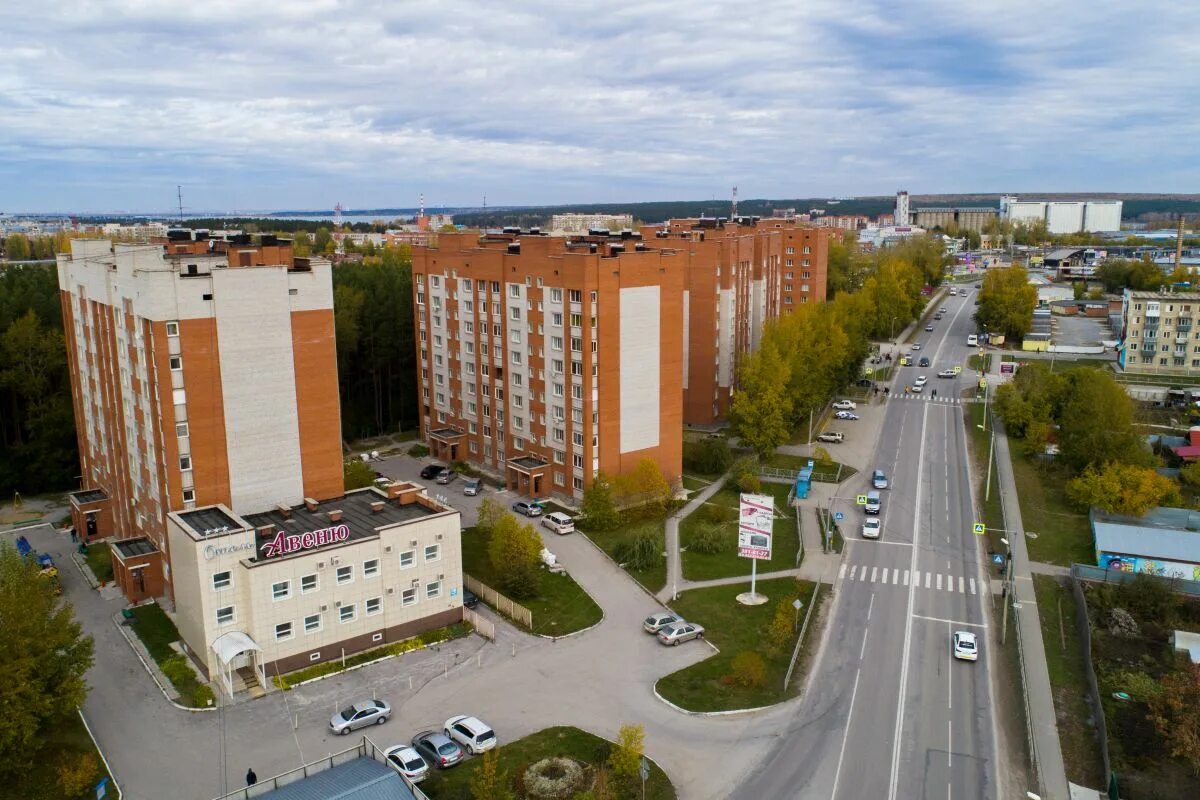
[242, 487, 437, 543]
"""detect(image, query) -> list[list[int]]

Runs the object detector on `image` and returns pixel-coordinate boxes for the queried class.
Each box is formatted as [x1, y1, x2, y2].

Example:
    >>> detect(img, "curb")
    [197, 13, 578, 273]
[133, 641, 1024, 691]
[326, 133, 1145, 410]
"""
[650, 683, 777, 717]
[78, 708, 123, 798]
[110, 615, 217, 713]
[531, 609, 606, 642]
[71, 551, 101, 590]
[278, 626, 479, 691]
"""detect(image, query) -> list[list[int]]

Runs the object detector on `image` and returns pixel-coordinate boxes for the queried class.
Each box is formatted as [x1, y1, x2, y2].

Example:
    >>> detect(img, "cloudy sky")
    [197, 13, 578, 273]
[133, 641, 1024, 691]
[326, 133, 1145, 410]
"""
[2, 1, 1197, 214]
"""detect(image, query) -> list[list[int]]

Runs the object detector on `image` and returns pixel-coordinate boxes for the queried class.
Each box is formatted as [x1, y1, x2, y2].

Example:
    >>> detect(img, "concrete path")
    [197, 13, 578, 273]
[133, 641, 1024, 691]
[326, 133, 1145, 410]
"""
[1030, 561, 1071, 577]
[658, 474, 728, 603]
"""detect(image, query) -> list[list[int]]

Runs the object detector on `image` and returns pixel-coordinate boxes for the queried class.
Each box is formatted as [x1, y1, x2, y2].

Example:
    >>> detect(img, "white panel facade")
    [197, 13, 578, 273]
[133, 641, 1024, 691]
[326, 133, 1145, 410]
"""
[717, 288, 736, 388]
[212, 268, 305, 512]
[750, 277, 767, 352]
[618, 286, 660, 454]
[1046, 202, 1085, 234]
[1083, 201, 1123, 232]
[681, 291, 690, 390]
[1005, 202, 1046, 225]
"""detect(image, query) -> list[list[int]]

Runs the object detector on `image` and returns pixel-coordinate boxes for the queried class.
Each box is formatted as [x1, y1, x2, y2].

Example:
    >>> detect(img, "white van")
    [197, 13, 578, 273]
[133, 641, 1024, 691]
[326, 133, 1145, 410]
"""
[966, 334, 978, 346]
[541, 512, 575, 535]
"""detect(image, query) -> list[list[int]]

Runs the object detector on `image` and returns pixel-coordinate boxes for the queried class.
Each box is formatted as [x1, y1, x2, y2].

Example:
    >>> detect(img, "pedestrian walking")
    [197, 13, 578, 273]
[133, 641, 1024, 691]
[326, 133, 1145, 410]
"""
[246, 768, 257, 786]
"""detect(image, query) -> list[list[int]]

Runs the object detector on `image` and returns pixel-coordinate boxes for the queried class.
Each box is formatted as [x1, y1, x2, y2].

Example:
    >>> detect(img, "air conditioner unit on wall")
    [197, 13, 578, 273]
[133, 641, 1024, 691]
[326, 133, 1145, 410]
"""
[411, 578, 420, 587]
[384, 545, 392, 553]
[438, 573, 444, 580]
[386, 587, 395, 595]
[317, 562, 325, 570]
[436, 533, 443, 541]
[334, 600, 342, 607]
[319, 604, 327, 612]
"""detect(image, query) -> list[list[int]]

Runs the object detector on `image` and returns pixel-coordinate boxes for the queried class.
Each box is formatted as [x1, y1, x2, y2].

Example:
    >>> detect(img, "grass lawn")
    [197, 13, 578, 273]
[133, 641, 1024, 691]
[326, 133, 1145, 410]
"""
[84, 543, 114, 584]
[765, 452, 857, 483]
[680, 484, 800, 580]
[420, 726, 676, 800]
[656, 578, 825, 712]
[9, 712, 116, 800]
[461, 527, 602, 636]
[681, 474, 713, 493]
[129, 602, 214, 707]
[965, 404, 1005, 554]
[1032, 575, 1105, 788]
[1009, 450, 1093, 566]
[579, 515, 668, 593]
[968, 353, 993, 373]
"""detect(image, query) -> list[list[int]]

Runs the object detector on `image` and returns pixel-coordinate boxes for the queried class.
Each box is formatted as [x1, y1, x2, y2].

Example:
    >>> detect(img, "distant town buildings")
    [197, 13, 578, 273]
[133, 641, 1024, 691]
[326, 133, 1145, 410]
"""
[912, 207, 998, 232]
[1119, 289, 1200, 376]
[549, 213, 636, 235]
[1001, 196, 1123, 234]
[856, 224, 928, 250]
[894, 191, 910, 227]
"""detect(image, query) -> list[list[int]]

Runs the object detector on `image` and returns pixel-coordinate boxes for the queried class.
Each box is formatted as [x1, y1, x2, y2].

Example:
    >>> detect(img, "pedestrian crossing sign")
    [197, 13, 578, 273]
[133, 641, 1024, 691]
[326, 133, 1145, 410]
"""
[973, 522, 986, 535]
[953, 365, 962, 374]
[856, 494, 868, 505]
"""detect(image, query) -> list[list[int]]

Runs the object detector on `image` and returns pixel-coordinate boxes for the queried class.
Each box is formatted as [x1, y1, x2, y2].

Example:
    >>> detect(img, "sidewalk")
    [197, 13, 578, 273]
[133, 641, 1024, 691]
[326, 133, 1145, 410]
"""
[659, 474, 728, 602]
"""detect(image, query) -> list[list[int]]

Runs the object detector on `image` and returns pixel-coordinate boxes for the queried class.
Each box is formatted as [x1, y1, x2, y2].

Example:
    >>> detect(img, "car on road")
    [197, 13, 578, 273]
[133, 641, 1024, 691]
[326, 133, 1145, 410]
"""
[542, 512, 575, 535]
[933, 314, 944, 321]
[834, 410, 859, 420]
[643, 612, 682, 633]
[435, 469, 458, 484]
[967, 334, 978, 346]
[953, 631, 979, 662]
[864, 490, 881, 515]
[862, 517, 881, 539]
[924, 324, 934, 331]
[384, 745, 430, 783]
[817, 432, 844, 444]
[444, 716, 497, 755]
[872, 469, 888, 489]
[911, 382, 924, 393]
[914, 375, 927, 387]
[419, 464, 446, 480]
[463, 588, 479, 609]
[938, 369, 956, 378]
[412, 731, 463, 769]
[919, 357, 930, 367]
[463, 478, 482, 496]
[832, 400, 856, 410]
[940, 307, 948, 313]
[657, 621, 705, 646]
[330, 699, 391, 735]
[911, 343, 922, 350]
[512, 500, 543, 517]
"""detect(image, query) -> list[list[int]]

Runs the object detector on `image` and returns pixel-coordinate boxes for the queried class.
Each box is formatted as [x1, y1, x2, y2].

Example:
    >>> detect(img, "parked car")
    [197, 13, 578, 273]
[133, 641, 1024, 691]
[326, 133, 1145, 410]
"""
[938, 369, 956, 378]
[384, 745, 430, 783]
[817, 431, 844, 444]
[512, 500, 543, 518]
[918, 357, 930, 367]
[657, 622, 705, 646]
[330, 699, 391, 735]
[541, 512, 575, 535]
[462, 478, 482, 496]
[862, 517, 881, 539]
[864, 490, 881, 515]
[953, 631, 979, 662]
[463, 588, 479, 609]
[643, 612, 682, 633]
[419, 464, 446, 480]
[412, 731, 463, 769]
[914, 375, 927, 387]
[834, 410, 859, 420]
[924, 324, 934, 331]
[444, 715, 497, 755]
[872, 469, 888, 489]
[832, 400, 857, 410]
[436, 469, 458, 485]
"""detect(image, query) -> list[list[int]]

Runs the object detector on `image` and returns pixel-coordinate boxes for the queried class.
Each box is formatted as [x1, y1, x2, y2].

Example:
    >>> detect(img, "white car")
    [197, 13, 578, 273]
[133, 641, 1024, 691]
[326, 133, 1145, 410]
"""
[862, 518, 881, 539]
[443, 715, 497, 755]
[911, 343, 922, 351]
[953, 631, 978, 661]
[914, 375, 928, 387]
[541, 512, 575, 535]
[384, 745, 430, 783]
[834, 410, 859, 420]
[816, 432, 844, 444]
[911, 383, 924, 393]
[937, 369, 956, 379]
[832, 400, 856, 411]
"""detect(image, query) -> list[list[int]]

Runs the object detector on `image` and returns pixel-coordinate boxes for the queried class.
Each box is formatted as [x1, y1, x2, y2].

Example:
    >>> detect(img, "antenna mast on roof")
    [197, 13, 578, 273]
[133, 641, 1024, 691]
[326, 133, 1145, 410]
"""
[482, 195, 487, 230]
[177, 185, 184, 224]
[333, 202, 344, 228]
[731, 186, 738, 219]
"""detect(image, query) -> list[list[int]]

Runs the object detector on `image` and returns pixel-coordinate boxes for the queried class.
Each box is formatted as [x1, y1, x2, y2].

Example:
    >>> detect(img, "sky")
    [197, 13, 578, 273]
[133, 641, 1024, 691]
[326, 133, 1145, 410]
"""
[2, 0, 1198, 214]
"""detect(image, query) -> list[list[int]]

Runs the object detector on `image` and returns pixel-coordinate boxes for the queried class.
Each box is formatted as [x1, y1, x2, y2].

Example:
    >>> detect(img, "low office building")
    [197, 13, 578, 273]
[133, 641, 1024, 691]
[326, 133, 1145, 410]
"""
[1119, 289, 1200, 376]
[166, 482, 463, 694]
[1092, 506, 1200, 582]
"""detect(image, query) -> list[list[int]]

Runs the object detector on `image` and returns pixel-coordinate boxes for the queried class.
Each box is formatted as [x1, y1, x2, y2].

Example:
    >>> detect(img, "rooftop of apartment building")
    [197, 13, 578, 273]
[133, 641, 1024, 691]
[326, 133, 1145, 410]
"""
[173, 484, 447, 560]
[421, 228, 674, 259]
[1124, 288, 1200, 301]
[65, 230, 328, 274]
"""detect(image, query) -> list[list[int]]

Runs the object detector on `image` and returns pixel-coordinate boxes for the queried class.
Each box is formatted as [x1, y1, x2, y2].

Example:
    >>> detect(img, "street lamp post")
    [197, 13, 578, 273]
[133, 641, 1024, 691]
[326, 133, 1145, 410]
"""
[1000, 537, 1014, 644]
[889, 316, 898, 344]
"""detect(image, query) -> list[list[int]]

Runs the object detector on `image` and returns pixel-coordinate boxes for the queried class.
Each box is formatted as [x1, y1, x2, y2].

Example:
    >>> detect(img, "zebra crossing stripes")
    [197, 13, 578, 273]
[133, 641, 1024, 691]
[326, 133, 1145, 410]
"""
[836, 564, 982, 596]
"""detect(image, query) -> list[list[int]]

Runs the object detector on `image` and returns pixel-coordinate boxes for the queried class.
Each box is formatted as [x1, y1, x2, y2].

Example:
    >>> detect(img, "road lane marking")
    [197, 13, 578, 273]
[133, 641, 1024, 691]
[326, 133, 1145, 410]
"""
[871, 566, 878, 583]
[860, 633, 869, 660]
[850, 565, 858, 580]
[903, 569, 910, 586]
[948, 621, 952, 710]
[892, 569, 900, 585]
[830, 666, 863, 800]
[969, 577, 977, 595]
[839, 563, 847, 582]
[912, 613, 989, 629]
[948, 720, 952, 767]
[887, 403, 929, 800]
[936, 573, 943, 591]
[958, 576, 965, 594]
[867, 592, 875, 621]
[925, 572, 931, 589]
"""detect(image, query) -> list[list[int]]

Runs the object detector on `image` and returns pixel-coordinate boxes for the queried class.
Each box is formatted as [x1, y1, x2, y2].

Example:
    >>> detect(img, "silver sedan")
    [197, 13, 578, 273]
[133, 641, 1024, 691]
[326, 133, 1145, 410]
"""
[657, 622, 705, 646]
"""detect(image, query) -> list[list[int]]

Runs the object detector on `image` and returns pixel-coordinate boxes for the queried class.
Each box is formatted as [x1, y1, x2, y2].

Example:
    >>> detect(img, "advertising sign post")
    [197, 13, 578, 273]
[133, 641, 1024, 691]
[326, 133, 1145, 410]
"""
[738, 493, 774, 604]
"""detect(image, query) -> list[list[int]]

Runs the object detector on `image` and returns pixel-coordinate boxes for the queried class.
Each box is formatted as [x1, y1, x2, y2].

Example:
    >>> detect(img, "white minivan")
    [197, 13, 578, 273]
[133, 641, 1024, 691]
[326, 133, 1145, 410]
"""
[542, 512, 575, 535]
[966, 334, 978, 346]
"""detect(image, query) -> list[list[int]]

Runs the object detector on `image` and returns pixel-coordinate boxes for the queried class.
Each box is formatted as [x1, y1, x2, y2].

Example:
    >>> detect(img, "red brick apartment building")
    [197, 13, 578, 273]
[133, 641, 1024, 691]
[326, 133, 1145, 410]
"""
[57, 231, 343, 601]
[411, 219, 831, 499]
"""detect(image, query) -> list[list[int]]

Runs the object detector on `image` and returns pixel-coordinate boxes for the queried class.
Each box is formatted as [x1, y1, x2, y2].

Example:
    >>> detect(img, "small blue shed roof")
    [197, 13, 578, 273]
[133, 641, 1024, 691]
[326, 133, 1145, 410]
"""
[255, 758, 415, 800]
[1091, 507, 1200, 564]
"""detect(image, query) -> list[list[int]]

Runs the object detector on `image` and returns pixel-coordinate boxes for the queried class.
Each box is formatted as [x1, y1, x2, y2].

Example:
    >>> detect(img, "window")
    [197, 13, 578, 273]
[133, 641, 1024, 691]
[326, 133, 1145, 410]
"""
[571, 337, 582, 352]
[552, 359, 564, 374]
[169, 355, 183, 371]
[571, 361, 583, 376]
[301, 574, 318, 593]
[569, 289, 582, 303]
[400, 550, 415, 568]
[551, 288, 563, 302]
[511, 351, 522, 365]
[271, 580, 290, 601]
[215, 606, 235, 626]
[212, 571, 231, 591]
[573, 477, 584, 491]
[512, 395, 524, 408]
[551, 336, 563, 351]
[509, 284, 521, 298]
[573, 453, 584, 468]
[179, 456, 192, 471]
[275, 622, 293, 641]
[402, 587, 417, 606]
[365, 597, 382, 616]
[552, 311, 563, 326]
[339, 604, 356, 623]
[425, 544, 441, 562]
[555, 471, 566, 486]
[426, 581, 442, 599]
[363, 558, 380, 579]
[175, 422, 189, 437]
[166, 321, 180, 336]
[182, 489, 195, 503]
[304, 613, 322, 633]
[336, 565, 353, 585]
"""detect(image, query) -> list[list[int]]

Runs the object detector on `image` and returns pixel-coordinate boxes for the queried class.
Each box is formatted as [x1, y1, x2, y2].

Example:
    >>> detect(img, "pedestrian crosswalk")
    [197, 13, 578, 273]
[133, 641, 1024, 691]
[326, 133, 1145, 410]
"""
[888, 394, 965, 405]
[838, 562, 979, 595]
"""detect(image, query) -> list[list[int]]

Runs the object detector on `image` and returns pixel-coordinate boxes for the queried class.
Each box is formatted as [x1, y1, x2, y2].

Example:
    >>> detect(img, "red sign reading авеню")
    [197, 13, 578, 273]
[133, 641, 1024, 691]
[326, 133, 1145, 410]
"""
[259, 524, 350, 559]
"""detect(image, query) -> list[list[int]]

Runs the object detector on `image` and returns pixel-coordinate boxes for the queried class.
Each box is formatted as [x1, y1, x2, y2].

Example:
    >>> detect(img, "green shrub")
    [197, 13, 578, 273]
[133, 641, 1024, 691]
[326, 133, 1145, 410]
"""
[729, 650, 766, 688]
[343, 459, 376, 490]
[683, 438, 732, 475]
[615, 531, 663, 572]
[687, 522, 730, 555]
[409, 444, 430, 457]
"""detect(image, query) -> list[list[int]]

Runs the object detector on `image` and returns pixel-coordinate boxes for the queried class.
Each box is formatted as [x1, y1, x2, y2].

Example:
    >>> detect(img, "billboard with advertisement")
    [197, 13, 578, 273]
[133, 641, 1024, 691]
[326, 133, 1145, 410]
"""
[738, 493, 774, 560]
[1099, 553, 1200, 582]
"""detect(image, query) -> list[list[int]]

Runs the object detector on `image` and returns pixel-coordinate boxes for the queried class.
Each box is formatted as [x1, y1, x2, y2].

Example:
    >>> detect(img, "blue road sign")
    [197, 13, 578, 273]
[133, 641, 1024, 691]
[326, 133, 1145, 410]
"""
[992, 554, 1005, 566]
[834, 512, 845, 521]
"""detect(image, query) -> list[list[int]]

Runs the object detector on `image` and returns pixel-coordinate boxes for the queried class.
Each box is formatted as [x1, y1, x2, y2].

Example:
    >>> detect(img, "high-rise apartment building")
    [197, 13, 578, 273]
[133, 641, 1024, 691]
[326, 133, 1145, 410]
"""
[57, 232, 343, 600]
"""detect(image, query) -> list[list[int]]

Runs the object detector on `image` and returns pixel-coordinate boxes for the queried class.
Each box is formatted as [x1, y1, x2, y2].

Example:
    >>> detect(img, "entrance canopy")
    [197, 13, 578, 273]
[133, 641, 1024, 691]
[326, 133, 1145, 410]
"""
[212, 630, 261, 665]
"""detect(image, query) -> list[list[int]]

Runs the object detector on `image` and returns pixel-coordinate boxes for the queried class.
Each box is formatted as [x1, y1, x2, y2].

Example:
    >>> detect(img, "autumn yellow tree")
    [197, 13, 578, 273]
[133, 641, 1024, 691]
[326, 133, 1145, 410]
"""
[1066, 462, 1180, 516]
[729, 340, 793, 459]
[608, 723, 646, 790]
[469, 747, 512, 800]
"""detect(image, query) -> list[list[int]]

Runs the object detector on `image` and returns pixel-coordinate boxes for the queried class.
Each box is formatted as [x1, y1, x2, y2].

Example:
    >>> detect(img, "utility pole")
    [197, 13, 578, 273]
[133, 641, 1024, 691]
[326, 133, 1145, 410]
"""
[1001, 537, 1014, 644]
[984, 426, 996, 502]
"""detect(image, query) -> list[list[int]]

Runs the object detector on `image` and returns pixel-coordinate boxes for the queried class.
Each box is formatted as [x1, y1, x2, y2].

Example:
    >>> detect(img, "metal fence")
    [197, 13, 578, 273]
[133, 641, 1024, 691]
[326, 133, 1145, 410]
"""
[1071, 563, 1200, 597]
[464, 574, 533, 629]
[784, 583, 821, 689]
[462, 606, 496, 640]
[1069, 574, 1114, 784]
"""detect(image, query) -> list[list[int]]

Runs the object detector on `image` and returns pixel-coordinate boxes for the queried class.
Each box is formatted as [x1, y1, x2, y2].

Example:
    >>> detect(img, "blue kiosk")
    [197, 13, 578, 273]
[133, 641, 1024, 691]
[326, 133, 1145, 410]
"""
[794, 460, 815, 501]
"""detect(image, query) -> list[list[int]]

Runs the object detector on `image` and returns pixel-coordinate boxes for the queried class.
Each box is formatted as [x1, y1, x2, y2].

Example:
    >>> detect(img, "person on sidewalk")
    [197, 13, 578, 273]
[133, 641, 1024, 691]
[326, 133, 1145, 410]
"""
[246, 768, 257, 786]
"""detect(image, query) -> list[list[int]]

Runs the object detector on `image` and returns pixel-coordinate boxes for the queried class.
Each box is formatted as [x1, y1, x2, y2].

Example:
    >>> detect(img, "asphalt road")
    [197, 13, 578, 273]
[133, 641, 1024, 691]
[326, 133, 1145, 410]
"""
[739, 287, 1002, 800]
